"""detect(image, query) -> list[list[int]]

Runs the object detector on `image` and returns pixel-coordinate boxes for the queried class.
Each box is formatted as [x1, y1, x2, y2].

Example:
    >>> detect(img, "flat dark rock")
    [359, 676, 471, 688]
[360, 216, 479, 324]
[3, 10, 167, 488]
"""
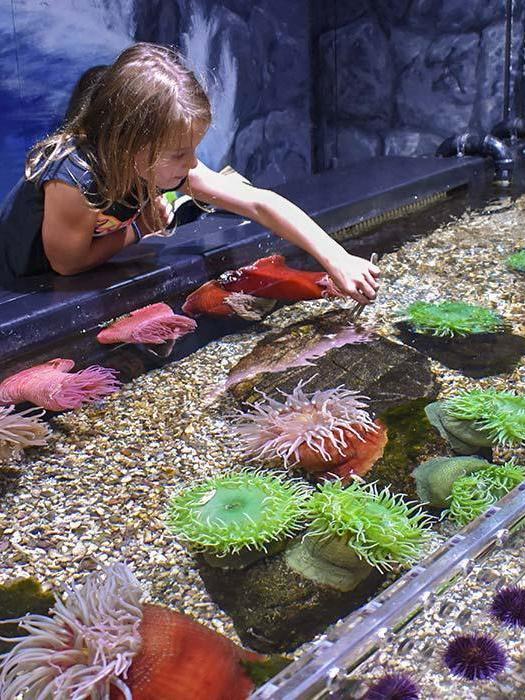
[395, 321, 525, 378]
[197, 550, 384, 654]
[230, 319, 438, 418]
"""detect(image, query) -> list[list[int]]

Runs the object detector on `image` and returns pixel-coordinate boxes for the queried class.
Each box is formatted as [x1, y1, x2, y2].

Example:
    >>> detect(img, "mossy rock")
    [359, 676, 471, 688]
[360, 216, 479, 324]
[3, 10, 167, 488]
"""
[370, 398, 450, 499]
[197, 548, 384, 653]
[506, 249, 525, 274]
[0, 578, 55, 653]
[412, 456, 492, 508]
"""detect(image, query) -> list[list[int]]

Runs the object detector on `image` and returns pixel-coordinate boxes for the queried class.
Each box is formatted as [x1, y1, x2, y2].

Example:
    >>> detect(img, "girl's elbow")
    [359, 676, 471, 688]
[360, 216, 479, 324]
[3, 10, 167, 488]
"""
[49, 258, 81, 276]
[252, 187, 282, 220]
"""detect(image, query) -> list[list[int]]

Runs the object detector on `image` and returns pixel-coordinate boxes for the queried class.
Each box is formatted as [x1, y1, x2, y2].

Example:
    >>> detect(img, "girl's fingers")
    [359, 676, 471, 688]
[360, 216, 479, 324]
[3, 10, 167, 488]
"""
[364, 272, 380, 290]
[346, 285, 371, 305]
[358, 279, 377, 300]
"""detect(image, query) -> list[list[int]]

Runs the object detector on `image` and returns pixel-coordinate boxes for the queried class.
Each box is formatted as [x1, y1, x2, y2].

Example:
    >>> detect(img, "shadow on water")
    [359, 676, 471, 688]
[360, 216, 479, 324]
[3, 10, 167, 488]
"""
[0, 312, 270, 388]
[395, 322, 525, 378]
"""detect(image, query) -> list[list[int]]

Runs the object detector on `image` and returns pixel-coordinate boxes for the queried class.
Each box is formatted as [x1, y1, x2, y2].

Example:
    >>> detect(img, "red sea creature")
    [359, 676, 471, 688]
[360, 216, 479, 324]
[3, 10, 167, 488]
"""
[110, 604, 261, 700]
[97, 303, 197, 345]
[182, 255, 343, 318]
[0, 358, 120, 411]
[0, 564, 261, 700]
[219, 254, 342, 301]
[182, 280, 277, 320]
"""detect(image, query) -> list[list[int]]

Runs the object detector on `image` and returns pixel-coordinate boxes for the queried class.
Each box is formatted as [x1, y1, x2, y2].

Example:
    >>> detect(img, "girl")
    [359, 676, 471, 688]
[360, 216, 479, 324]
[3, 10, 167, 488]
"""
[0, 43, 380, 305]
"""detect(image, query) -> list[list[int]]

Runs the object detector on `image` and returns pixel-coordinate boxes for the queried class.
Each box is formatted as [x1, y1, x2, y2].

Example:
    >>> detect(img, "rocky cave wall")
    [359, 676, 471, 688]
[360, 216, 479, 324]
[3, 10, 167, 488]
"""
[312, 0, 525, 170]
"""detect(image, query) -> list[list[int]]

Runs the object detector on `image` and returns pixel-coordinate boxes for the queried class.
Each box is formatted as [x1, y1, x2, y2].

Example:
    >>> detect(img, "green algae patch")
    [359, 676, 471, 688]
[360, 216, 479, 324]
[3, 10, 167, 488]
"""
[0, 578, 54, 653]
[506, 249, 525, 273]
[241, 654, 292, 686]
[372, 398, 449, 499]
[402, 301, 506, 337]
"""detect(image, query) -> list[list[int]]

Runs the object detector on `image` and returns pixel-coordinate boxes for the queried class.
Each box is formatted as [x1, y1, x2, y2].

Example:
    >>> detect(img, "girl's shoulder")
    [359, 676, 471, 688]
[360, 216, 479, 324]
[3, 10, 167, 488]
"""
[39, 142, 94, 194]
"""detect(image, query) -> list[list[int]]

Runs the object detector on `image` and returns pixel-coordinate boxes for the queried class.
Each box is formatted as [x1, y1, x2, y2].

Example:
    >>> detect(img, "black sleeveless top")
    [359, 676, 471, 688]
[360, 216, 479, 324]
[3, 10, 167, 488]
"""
[0, 147, 185, 284]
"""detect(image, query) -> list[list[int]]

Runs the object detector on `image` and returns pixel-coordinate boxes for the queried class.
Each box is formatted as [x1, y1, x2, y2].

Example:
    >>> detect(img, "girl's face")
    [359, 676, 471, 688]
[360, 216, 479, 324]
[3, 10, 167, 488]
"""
[135, 123, 208, 190]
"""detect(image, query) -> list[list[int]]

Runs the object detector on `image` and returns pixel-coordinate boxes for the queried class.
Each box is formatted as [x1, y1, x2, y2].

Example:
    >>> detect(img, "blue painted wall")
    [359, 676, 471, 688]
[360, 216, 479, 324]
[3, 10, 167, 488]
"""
[1, 0, 524, 200]
[0, 0, 137, 198]
[0, 0, 311, 200]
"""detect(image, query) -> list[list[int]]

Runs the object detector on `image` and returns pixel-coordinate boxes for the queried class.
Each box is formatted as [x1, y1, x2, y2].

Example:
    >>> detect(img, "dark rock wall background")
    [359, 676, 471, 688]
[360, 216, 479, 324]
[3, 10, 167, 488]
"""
[314, 0, 525, 170]
[1, 0, 524, 198]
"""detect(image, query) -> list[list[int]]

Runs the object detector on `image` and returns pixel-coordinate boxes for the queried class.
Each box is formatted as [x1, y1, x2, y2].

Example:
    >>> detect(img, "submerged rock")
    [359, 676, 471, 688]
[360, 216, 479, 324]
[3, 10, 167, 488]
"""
[0, 578, 54, 653]
[224, 309, 374, 395]
[395, 321, 525, 378]
[362, 399, 451, 500]
[197, 547, 383, 654]
[230, 325, 437, 417]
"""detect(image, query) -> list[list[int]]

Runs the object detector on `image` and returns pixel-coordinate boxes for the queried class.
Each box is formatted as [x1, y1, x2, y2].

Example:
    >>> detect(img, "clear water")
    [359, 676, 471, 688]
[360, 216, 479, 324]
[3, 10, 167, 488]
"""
[0, 185, 523, 695]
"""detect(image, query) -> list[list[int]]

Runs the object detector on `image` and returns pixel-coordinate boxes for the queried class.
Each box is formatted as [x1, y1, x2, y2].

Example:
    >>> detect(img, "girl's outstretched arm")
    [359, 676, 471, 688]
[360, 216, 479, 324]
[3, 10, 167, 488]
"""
[182, 161, 380, 304]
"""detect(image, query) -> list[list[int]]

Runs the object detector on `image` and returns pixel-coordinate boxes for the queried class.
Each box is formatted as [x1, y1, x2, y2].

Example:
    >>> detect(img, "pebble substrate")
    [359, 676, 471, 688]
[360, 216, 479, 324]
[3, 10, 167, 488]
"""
[0, 195, 523, 653]
[349, 523, 525, 700]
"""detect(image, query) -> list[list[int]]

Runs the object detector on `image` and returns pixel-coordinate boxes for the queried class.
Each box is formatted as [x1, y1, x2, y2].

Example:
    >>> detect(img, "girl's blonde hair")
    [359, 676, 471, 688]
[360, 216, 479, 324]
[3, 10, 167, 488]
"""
[26, 43, 211, 231]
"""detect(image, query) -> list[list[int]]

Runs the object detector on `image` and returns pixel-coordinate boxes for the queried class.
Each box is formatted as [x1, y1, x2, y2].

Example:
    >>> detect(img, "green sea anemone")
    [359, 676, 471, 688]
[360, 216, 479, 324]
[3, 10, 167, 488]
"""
[412, 456, 491, 508]
[444, 390, 525, 447]
[424, 401, 493, 454]
[167, 470, 310, 565]
[303, 481, 434, 572]
[447, 462, 525, 526]
[506, 249, 525, 273]
[403, 301, 505, 337]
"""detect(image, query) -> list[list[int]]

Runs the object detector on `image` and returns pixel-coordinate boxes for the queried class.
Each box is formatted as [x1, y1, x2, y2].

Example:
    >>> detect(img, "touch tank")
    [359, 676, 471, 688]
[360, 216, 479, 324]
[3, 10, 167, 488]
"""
[0, 183, 523, 698]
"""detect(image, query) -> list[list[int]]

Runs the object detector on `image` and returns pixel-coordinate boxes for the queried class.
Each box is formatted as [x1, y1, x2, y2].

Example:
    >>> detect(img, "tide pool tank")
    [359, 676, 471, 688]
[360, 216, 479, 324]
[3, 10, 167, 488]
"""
[0, 145, 186, 285]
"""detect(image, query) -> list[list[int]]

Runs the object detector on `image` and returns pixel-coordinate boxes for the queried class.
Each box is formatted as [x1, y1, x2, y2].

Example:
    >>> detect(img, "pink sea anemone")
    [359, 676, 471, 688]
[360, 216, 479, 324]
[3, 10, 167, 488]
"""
[0, 564, 143, 700]
[233, 380, 384, 476]
[0, 405, 51, 459]
[0, 564, 261, 700]
[0, 359, 121, 411]
[97, 303, 197, 345]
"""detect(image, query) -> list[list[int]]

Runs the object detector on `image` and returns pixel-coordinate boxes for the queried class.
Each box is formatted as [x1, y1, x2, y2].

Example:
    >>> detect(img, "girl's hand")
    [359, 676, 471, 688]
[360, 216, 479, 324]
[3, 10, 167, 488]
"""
[155, 194, 175, 229]
[325, 253, 380, 305]
[136, 195, 175, 236]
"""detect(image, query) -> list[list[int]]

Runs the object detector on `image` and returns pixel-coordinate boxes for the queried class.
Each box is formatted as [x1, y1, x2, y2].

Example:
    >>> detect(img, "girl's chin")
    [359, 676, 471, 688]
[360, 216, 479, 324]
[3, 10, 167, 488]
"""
[160, 176, 186, 190]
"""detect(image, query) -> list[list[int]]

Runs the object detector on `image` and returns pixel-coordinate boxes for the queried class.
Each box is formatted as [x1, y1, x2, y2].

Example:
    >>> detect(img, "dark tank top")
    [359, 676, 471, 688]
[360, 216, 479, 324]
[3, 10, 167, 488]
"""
[0, 146, 185, 284]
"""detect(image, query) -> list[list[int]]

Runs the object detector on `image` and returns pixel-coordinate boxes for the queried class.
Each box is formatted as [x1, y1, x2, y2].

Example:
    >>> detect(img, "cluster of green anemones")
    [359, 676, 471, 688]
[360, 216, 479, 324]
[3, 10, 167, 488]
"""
[506, 249, 525, 273]
[167, 470, 310, 556]
[444, 389, 525, 447]
[403, 301, 506, 337]
[412, 456, 491, 508]
[305, 481, 434, 572]
[447, 462, 525, 526]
